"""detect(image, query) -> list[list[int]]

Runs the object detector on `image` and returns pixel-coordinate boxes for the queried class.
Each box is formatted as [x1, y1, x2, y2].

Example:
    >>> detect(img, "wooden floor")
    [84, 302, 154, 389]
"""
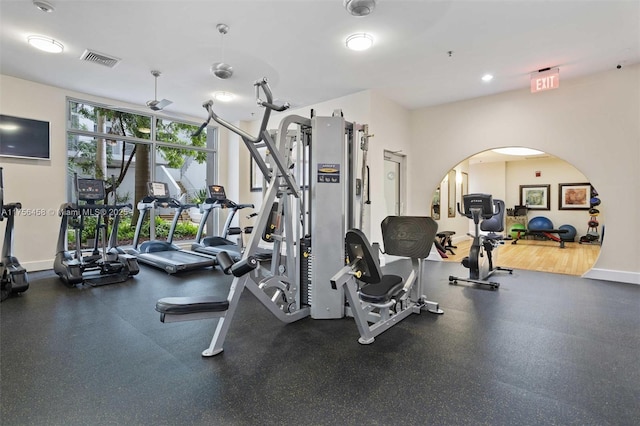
[441, 237, 601, 276]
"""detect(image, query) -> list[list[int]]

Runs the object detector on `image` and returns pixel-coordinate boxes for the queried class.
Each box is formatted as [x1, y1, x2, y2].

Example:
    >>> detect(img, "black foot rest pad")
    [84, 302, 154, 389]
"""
[156, 296, 229, 315]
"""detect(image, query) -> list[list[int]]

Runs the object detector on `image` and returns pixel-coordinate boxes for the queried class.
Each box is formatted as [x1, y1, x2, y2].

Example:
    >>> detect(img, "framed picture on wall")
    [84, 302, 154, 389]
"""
[559, 182, 591, 210]
[520, 184, 550, 210]
[447, 170, 456, 217]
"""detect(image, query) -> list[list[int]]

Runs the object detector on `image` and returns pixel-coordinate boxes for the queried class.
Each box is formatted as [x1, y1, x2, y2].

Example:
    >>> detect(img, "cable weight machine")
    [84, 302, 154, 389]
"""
[156, 78, 372, 355]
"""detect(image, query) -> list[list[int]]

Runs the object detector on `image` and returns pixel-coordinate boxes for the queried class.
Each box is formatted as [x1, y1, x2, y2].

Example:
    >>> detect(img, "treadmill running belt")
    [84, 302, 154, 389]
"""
[137, 250, 216, 274]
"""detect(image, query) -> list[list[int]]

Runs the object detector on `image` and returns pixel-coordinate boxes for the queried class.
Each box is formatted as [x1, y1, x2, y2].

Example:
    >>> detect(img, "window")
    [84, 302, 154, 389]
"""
[66, 98, 217, 247]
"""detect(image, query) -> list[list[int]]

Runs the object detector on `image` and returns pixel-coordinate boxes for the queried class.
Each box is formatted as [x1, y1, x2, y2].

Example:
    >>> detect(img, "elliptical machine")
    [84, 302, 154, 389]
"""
[54, 175, 139, 286]
[448, 193, 512, 290]
[0, 167, 29, 301]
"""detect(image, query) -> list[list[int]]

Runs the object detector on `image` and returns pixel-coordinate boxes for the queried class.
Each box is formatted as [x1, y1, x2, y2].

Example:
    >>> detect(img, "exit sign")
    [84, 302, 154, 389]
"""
[531, 68, 560, 93]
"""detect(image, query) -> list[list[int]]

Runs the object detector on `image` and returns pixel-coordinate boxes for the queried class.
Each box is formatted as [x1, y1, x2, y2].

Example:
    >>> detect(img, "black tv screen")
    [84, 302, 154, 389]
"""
[0, 114, 50, 160]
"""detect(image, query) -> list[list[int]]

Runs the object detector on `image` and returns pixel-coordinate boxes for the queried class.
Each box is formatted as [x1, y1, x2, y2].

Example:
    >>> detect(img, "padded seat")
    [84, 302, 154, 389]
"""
[483, 233, 503, 241]
[358, 274, 404, 304]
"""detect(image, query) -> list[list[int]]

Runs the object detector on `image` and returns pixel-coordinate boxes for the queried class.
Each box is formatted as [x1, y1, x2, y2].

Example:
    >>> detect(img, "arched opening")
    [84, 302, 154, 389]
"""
[430, 147, 602, 276]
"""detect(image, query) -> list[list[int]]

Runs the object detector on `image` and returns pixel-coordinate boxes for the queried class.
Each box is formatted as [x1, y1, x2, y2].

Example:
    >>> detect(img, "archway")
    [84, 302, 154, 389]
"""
[430, 147, 601, 276]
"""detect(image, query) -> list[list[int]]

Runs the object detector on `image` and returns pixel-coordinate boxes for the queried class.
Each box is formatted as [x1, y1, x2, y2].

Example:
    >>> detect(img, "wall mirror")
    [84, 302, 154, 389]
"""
[460, 172, 468, 205]
[448, 170, 456, 217]
[431, 187, 440, 220]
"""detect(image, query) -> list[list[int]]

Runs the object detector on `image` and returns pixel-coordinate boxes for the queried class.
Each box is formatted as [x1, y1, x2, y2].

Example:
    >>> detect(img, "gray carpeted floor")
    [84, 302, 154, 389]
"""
[1, 260, 639, 425]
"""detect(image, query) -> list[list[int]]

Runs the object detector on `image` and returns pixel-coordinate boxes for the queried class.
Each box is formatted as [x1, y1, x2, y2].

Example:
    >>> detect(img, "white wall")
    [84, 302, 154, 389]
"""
[504, 157, 591, 231]
[1, 76, 70, 271]
[369, 90, 412, 243]
[3, 65, 639, 285]
[0, 75, 207, 270]
[410, 65, 640, 284]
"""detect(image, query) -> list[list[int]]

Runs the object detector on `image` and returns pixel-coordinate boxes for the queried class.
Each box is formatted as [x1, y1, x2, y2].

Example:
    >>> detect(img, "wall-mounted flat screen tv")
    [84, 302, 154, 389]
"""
[0, 114, 51, 160]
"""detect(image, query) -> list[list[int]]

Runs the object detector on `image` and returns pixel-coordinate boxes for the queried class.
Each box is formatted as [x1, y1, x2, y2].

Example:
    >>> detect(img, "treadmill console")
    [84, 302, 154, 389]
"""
[77, 179, 106, 202]
[208, 185, 227, 201]
[148, 182, 171, 201]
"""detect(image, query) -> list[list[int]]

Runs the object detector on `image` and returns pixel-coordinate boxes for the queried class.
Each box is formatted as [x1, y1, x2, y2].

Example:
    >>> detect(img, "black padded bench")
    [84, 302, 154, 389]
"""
[511, 229, 569, 248]
[156, 296, 229, 323]
[436, 231, 456, 255]
[155, 254, 258, 323]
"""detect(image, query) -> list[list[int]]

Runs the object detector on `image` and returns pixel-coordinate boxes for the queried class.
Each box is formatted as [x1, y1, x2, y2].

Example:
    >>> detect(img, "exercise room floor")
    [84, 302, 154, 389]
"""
[1, 261, 638, 425]
[441, 238, 600, 276]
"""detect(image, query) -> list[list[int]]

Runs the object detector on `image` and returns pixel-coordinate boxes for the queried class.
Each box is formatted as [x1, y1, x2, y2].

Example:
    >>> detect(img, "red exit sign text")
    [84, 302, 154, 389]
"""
[531, 68, 559, 93]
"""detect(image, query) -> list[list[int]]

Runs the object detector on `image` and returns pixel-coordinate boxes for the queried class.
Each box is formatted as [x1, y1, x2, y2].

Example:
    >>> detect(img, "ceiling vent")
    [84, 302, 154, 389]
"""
[79, 49, 121, 68]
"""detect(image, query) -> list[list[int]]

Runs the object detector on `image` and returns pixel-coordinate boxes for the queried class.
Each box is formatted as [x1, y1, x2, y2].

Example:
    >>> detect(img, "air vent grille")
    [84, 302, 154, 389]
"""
[79, 49, 121, 68]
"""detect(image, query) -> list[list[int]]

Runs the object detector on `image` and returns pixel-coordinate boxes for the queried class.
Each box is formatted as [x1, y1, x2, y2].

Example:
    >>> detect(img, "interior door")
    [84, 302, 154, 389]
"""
[383, 151, 405, 217]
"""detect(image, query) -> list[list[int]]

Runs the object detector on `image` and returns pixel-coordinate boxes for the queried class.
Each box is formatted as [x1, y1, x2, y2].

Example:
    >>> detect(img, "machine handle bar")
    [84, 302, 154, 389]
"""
[193, 78, 289, 144]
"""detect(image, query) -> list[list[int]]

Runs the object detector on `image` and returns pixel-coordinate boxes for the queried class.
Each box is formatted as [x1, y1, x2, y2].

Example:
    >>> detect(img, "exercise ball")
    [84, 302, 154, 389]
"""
[528, 216, 553, 231]
[510, 223, 526, 239]
[559, 224, 577, 242]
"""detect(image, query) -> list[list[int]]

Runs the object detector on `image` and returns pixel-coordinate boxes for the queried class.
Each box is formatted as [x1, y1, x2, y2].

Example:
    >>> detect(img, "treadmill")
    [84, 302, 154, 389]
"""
[128, 182, 217, 274]
[192, 185, 272, 262]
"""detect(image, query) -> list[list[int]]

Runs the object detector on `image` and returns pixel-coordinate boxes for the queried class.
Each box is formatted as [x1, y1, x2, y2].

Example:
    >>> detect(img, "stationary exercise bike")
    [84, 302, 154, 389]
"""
[0, 167, 29, 301]
[449, 193, 512, 289]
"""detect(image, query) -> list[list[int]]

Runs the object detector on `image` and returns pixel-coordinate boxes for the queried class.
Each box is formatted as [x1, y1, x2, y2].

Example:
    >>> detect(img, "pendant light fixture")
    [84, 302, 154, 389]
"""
[211, 23, 233, 79]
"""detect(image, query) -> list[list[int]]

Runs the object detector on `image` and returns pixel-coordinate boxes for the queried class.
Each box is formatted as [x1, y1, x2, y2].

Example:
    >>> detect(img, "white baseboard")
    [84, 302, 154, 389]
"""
[20, 257, 640, 286]
[23, 259, 55, 272]
[582, 268, 640, 285]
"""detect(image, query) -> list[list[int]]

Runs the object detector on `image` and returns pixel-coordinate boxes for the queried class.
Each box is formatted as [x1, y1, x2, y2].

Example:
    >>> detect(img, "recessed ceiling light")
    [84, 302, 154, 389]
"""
[27, 35, 63, 53]
[492, 147, 544, 156]
[346, 33, 373, 51]
[213, 91, 235, 102]
[481, 74, 494, 82]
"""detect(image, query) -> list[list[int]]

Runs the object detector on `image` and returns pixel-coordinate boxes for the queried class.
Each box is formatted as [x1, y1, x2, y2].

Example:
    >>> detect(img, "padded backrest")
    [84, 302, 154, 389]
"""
[381, 216, 438, 259]
[480, 199, 506, 232]
[462, 193, 495, 219]
[345, 229, 383, 285]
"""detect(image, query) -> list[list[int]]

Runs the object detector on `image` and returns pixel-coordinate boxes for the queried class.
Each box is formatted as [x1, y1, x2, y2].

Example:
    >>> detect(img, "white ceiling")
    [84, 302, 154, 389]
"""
[1, 0, 639, 125]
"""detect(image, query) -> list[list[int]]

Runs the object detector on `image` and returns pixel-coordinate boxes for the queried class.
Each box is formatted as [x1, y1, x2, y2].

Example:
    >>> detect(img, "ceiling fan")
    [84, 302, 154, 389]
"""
[146, 70, 173, 111]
